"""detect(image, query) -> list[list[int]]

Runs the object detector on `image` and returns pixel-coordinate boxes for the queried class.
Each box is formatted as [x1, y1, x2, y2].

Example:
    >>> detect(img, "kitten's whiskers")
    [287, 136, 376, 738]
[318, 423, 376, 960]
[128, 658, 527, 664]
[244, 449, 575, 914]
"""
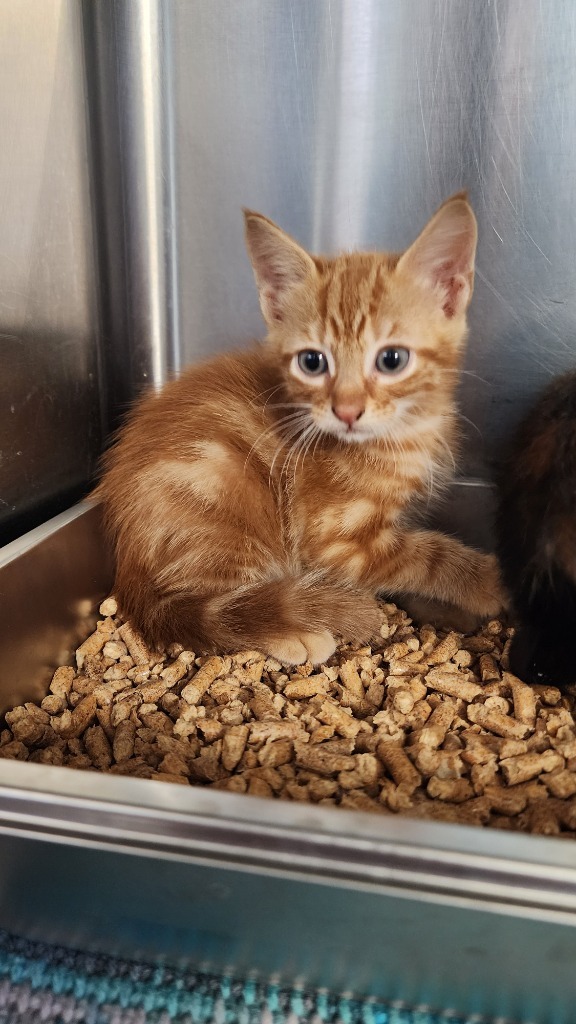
[292, 423, 321, 486]
[268, 415, 312, 488]
[245, 410, 310, 471]
[250, 383, 284, 407]
[280, 422, 317, 490]
[459, 413, 484, 441]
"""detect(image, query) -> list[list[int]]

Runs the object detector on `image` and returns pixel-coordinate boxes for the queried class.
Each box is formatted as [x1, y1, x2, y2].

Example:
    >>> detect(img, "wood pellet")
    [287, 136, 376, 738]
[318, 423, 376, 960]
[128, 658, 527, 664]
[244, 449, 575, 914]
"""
[3, 596, 576, 837]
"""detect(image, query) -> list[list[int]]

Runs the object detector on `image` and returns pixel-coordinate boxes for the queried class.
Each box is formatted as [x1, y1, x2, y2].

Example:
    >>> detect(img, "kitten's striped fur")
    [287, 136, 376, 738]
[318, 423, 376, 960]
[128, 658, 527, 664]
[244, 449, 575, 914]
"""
[96, 194, 506, 665]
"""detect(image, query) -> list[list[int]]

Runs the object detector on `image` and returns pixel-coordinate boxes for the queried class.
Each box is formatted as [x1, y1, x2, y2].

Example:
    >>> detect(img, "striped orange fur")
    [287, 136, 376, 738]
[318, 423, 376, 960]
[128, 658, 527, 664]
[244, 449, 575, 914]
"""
[95, 194, 506, 665]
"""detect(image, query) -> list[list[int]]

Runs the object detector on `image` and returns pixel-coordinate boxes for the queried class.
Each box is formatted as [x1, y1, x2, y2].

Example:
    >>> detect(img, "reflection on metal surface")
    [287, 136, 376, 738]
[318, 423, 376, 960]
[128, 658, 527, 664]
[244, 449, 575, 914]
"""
[165, 0, 576, 484]
[0, 739, 576, 1018]
[1, 817, 575, 1022]
[2, 753, 576, 920]
[0, 0, 103, 542]
[0, 502, 110, 711]
[82, 0, 180, 426]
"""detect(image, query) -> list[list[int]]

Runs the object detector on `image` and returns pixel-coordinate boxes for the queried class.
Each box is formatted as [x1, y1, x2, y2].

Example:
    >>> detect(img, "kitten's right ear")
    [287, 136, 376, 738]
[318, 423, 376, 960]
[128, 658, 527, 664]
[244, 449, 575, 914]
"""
[243, 210, 317, 328]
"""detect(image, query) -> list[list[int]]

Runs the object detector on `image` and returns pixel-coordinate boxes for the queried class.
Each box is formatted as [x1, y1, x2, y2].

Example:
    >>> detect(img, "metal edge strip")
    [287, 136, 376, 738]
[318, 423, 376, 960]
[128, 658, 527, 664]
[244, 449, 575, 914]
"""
[0, 777, 576, 921]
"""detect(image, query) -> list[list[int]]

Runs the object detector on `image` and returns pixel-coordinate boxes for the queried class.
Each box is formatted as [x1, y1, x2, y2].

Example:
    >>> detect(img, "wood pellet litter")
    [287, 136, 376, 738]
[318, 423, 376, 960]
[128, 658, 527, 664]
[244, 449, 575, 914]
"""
[3, 596, 576, 837]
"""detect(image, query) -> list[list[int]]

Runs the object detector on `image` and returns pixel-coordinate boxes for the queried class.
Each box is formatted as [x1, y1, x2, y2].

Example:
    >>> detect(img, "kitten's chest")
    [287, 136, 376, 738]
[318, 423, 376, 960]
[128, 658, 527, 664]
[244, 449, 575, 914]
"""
[285, 447, 431, 559]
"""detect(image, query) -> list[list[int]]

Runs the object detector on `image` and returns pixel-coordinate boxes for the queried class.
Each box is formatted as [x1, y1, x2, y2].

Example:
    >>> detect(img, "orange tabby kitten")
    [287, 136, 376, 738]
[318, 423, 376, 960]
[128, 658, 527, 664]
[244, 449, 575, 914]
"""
[96, 193, 505, 665]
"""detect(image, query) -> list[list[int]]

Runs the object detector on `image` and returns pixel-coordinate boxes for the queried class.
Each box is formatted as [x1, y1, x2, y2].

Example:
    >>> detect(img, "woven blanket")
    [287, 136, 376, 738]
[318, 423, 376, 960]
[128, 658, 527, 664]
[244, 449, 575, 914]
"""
[0, 929, 490, 1024]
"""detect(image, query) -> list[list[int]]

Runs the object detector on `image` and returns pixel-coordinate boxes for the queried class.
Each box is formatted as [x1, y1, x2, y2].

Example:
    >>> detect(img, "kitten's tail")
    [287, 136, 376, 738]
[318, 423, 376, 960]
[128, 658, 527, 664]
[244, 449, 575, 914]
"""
[117, 572, 382, 665]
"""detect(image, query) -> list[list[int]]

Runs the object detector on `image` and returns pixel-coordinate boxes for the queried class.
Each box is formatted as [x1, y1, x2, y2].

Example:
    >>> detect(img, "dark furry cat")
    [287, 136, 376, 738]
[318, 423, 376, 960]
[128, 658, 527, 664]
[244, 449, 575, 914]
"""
[496, 369, 576, 689]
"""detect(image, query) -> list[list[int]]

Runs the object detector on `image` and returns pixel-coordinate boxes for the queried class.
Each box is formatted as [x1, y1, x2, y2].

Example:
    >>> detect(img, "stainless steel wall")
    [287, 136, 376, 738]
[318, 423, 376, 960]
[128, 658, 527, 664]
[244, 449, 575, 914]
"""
[0, 0, 103, 544]
[2, 0, 576, 544]
[164, 0, 576, 483]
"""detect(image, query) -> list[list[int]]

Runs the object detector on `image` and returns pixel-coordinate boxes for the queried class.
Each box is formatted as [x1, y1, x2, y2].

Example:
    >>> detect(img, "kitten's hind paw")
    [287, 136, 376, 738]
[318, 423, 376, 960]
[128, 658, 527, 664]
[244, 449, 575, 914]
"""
[266, 638, 308, 665]
[300, 629, 337, 665]
[265, 629, 336, 666]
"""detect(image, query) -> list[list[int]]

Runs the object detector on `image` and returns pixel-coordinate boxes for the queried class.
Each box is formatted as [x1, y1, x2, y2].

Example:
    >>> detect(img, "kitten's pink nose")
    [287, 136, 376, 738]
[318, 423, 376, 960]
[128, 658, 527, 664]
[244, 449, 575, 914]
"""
[332, 403, 364, 427]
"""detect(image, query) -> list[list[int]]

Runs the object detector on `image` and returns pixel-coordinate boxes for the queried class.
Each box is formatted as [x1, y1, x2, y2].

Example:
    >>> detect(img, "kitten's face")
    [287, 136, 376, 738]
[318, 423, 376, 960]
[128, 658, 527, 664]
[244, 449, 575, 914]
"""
[275, 252, 466, 444]
[244, 196, 477, 446]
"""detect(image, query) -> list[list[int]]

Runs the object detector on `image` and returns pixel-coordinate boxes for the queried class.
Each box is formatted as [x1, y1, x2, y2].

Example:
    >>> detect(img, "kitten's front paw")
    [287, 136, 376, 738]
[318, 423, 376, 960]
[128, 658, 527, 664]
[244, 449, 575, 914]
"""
[265, 629, 336, 666]
[469, 553, 510, 619]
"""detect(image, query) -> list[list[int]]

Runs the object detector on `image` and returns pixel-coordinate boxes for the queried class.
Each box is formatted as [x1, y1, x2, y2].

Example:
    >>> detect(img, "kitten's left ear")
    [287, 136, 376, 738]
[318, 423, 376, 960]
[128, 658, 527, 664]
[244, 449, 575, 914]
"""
[395, 193, 477, 318]
[243, 210, 317, 328]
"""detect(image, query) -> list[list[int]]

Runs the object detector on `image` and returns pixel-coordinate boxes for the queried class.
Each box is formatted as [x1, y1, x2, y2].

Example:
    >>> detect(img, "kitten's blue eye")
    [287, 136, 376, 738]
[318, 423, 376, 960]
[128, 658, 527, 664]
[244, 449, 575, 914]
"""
[375, 347, 411, 374]
[297, 350, 328, 376]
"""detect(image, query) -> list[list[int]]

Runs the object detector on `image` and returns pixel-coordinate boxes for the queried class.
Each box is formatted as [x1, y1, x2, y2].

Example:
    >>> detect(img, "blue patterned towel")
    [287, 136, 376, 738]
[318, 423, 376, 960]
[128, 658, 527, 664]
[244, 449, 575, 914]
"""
[0, 928, 492, 1024]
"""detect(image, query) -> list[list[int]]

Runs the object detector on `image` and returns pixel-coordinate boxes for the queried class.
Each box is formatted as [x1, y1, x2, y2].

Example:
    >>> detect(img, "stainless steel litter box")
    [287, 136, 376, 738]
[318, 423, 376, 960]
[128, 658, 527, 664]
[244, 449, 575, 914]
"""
[0, 502, 575, 1023]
